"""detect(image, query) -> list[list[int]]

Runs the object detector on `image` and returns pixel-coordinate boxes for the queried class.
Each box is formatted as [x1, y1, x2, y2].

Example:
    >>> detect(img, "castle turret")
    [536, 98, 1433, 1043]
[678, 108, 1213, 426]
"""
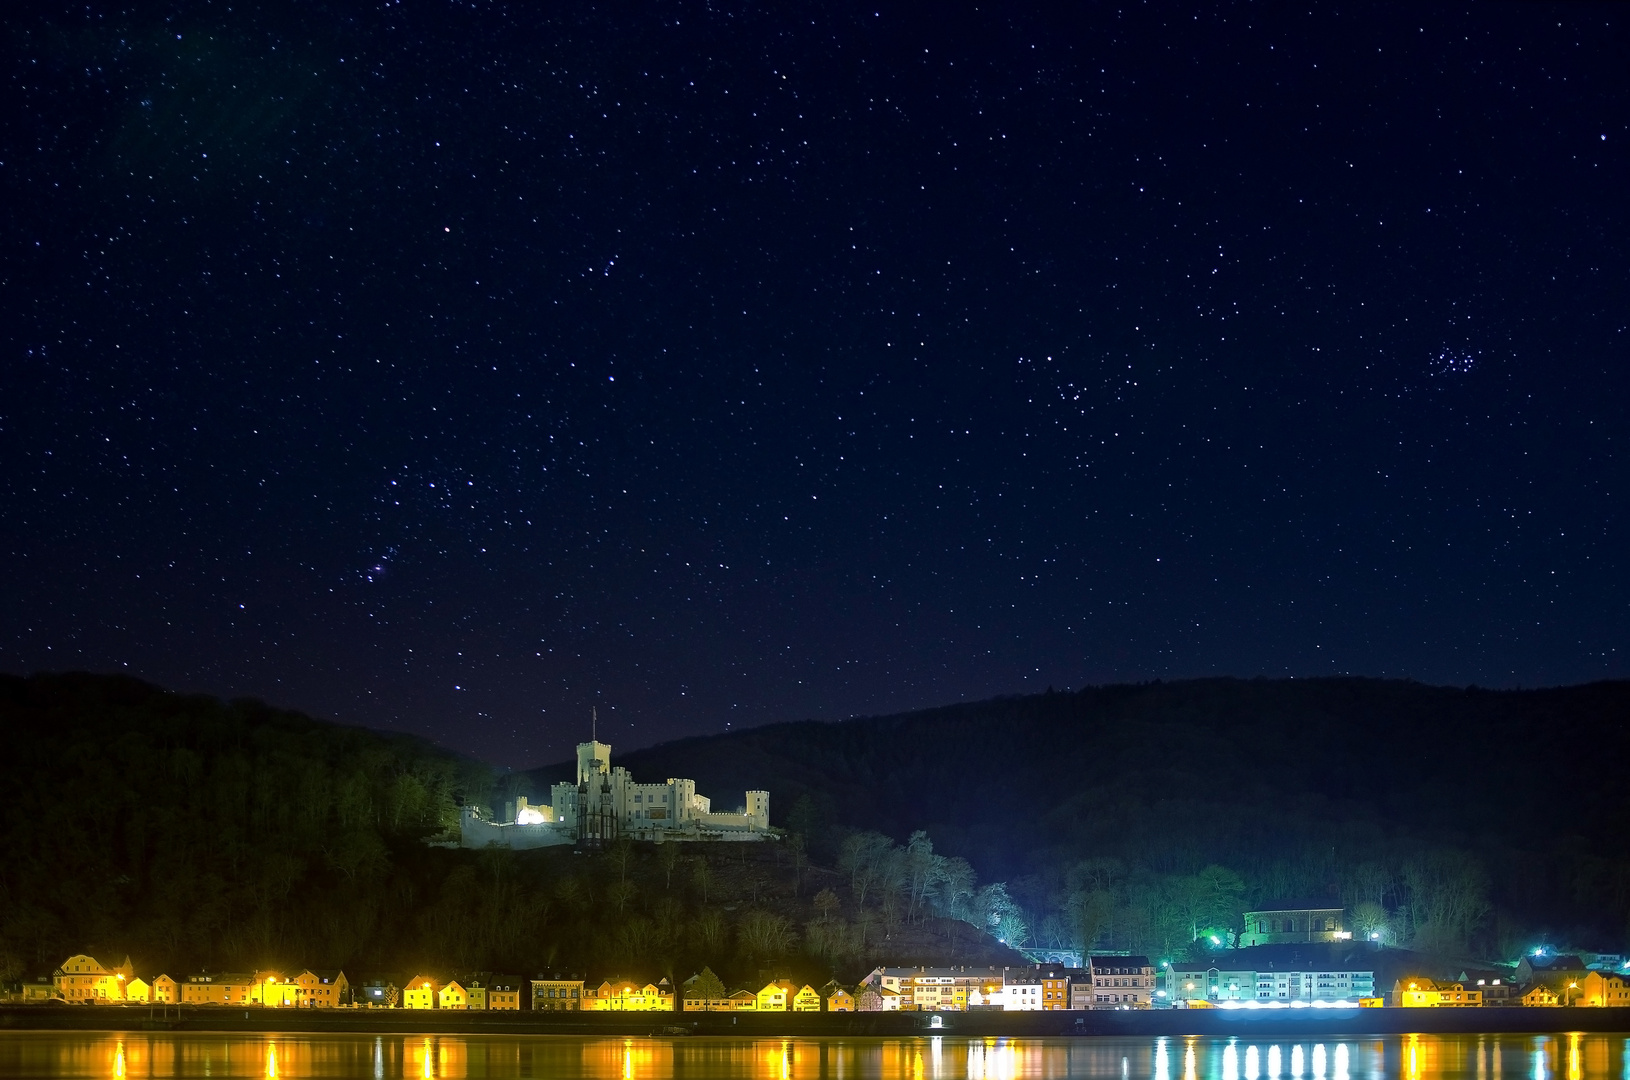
[576, 740, 611, 785]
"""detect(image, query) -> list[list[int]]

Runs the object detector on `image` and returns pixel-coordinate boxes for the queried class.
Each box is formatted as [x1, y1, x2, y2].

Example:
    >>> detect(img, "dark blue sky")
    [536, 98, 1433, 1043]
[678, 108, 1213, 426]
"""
[3, 2, 1626, 766]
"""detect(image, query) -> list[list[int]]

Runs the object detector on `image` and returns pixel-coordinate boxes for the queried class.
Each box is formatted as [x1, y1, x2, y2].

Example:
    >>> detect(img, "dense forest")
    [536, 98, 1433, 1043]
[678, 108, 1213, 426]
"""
[0, 673, 1020, 988]
[526, 677, 1630, 965]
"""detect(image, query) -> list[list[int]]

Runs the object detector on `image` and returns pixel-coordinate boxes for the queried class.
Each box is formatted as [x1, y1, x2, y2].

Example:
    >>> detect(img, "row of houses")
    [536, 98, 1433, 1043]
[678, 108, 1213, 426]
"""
[47, 956, 349, 1008]
[28, 955, 1158, 1014]
[860, 958, 1157, 1011]
[1163, 946, 1630, 1009]
[1392, 967, 1630, 1009]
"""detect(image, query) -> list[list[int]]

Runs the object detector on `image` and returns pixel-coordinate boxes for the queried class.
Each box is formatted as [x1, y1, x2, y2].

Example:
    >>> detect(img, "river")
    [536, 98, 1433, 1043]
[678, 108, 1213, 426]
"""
[0, 1031, 1623, 1079]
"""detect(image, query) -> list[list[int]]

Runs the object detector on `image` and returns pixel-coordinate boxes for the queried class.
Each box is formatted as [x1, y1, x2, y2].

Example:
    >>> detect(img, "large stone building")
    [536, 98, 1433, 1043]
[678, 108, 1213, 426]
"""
[459, 739, 771, 848]
[1239, 900, 1349, 946]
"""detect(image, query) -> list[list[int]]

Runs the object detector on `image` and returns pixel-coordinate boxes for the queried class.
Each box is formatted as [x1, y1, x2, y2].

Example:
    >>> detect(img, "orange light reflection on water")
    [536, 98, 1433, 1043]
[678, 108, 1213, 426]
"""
[6, 1030, 1630, 1080]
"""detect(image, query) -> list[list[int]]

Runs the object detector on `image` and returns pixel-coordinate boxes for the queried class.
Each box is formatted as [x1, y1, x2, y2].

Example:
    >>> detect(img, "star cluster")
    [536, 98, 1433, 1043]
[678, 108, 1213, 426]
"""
[2, 3, 1627, 764]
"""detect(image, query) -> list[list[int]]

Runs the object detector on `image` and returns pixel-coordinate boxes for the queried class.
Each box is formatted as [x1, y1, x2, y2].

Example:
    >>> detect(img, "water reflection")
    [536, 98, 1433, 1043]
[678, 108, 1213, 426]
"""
[0, 1032, 1625, 1079]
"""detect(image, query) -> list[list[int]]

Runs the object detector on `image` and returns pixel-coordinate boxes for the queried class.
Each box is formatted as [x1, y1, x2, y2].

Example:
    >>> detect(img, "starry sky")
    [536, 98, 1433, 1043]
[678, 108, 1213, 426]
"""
[3, 3, 1627, 767]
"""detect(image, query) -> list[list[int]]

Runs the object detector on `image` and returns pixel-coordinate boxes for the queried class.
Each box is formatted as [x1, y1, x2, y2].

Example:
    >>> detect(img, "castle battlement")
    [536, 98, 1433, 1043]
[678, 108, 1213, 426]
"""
[459, 739, 770, 849]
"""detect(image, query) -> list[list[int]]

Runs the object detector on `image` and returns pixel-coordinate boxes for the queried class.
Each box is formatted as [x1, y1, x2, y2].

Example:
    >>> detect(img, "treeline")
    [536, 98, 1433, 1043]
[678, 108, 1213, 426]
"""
[986, 848, 1502, 962]
[404, 832, 1018, 988]
[571, 677, 1630, 959]
[0, 673, 480, 980]
[806, 829, 1495, 963]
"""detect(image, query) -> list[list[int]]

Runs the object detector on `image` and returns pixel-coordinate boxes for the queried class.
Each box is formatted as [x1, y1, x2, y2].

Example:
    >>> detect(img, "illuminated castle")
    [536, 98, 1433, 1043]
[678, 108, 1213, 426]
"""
[459, 737, 770, 849]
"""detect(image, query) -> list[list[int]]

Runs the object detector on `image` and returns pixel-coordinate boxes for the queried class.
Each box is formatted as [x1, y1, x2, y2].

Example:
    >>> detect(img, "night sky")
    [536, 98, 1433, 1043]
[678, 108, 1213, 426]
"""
[3, 3, 1627, 767]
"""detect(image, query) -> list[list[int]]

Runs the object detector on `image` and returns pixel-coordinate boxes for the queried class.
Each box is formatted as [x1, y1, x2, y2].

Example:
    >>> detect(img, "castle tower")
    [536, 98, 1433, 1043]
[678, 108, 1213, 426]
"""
[746, 790, 770, 831]
[575, 737, 616, 845]
[576, 740, 611, 786]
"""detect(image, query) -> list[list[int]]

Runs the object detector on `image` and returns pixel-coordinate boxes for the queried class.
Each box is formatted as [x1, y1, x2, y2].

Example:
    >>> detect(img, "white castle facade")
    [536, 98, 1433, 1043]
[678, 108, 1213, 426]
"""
[460, 739, 771, 849]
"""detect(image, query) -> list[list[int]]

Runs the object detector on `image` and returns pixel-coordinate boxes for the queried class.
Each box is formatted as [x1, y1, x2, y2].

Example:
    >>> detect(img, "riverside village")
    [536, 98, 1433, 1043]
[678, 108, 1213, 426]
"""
[11, 739, 1630, 1018]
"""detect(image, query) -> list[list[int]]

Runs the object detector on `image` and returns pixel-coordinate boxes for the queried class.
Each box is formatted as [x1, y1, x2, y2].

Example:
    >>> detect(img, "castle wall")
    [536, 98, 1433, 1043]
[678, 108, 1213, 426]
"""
[458, 807, 573, 849]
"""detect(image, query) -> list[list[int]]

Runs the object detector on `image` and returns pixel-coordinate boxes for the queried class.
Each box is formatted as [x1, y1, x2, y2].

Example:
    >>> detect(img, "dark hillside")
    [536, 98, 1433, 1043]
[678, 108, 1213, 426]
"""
[0, 672, 485, 978]
[0, 672, 1020, 987]
[525, 677, 1630, 957]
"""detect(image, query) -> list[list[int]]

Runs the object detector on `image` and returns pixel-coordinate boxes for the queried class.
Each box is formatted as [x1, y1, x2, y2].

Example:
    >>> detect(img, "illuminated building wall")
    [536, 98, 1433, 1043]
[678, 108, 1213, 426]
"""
[461, 740, 770, 848]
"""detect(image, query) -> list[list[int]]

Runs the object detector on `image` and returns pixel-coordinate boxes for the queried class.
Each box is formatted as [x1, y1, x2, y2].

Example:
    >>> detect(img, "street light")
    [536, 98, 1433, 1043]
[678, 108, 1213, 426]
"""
[1566, 981, 1578, 1007]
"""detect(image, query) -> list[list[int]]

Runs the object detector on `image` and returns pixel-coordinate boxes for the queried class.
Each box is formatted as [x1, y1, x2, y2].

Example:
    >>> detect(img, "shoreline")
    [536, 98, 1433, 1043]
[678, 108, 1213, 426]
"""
[5, 1006, 1630, 1039]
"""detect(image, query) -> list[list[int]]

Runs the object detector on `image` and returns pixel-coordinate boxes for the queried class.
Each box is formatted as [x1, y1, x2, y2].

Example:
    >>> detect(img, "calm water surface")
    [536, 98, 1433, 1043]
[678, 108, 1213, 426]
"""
[0, 1032, 1625, 1080]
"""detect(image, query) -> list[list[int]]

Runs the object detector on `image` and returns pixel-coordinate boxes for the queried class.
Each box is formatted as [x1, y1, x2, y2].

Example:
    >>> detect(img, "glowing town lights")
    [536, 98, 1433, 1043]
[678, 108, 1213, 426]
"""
[1292, 1043, 1305, 1079]
[1185, 1042, 1199, 1080]
[1223, 1043, 1240, 1080]
[265, 1043, 278, 1080]
[113, 1041, 127, 1080]
[1246, 1046, 1260, 1080]
[1313, 1043, 1327, 1080]
[1334, 1043, 1350, 1080]
[1269, 1045, 1282, 1080]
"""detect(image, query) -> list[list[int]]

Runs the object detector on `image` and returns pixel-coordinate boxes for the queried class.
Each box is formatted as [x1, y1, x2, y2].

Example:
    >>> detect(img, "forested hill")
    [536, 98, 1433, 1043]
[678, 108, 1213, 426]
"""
[0, 672, 1020, 988]
[0, 672, 486, 978]
[525, 677, 1630, 955]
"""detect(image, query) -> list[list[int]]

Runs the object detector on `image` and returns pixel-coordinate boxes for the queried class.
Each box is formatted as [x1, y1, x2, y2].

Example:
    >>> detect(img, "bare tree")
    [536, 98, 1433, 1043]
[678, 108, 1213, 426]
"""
[690, 857, 714, 904]
[659, 842, 682, 891]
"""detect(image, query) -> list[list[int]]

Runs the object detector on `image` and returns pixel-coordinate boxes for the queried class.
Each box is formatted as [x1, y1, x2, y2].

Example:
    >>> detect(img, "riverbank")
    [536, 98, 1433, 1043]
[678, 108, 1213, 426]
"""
[5, 1005, 1630, 1038]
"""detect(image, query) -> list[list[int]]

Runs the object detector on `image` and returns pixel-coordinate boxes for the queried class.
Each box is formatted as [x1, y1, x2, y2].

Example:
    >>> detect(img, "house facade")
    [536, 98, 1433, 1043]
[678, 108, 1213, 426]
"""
[1396, 978, 1483, 1007]
[1579, 971, 1630, 1007]
[403, 975, 441, 1010]
[1166, 964, 1259, 1004]
[439, 978, 473, 1010]
[294, 970, 348, 1009]
[583, 978, 674, 1011]
[530, 977, 584, 1011]
[487, 975, 524, 1010]
[181, 972, 257, 1006]
[1522, 985, 1559, 1007]
[1088, 956, 1155, 1009]
[54, 955, 133, 1003]
[152, 974, 179, 1004]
